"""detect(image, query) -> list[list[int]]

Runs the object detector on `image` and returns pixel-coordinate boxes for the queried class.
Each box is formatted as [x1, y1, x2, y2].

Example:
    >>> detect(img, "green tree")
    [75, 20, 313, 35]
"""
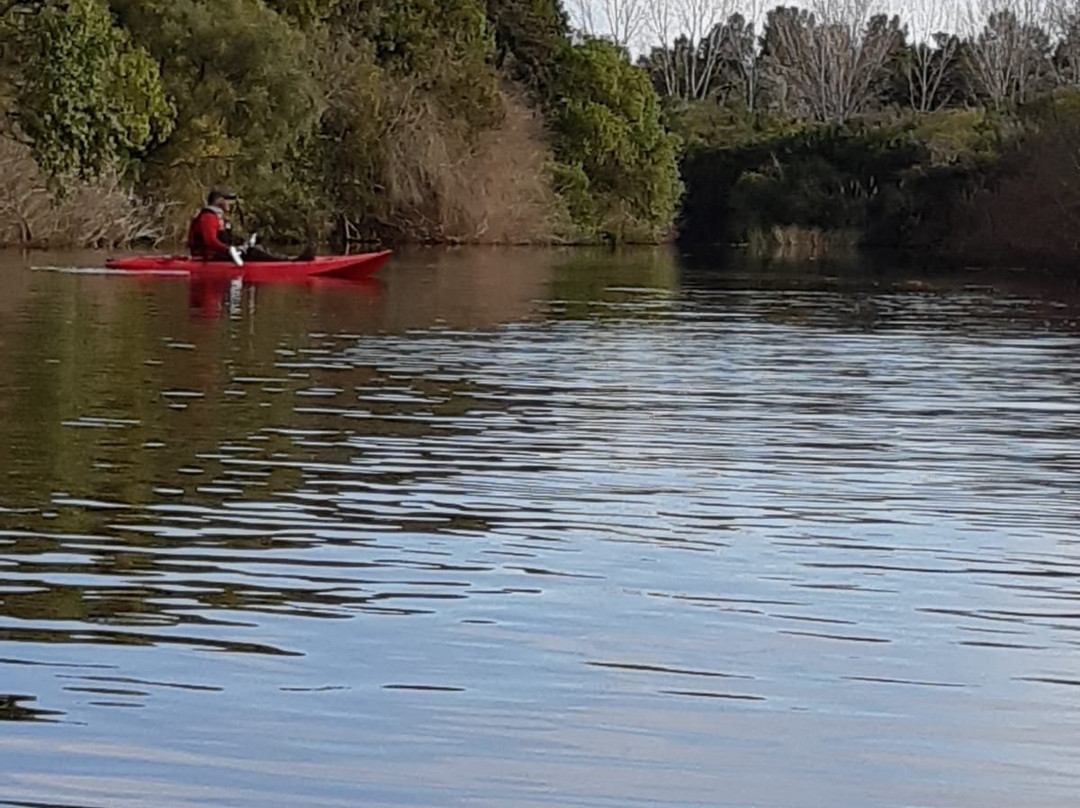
[5, 0, 173, 177]
[264, 0, 337, 27]
[108, 0, 322, 224]
[486, 0, 569, 98]
[341, 0, 502, 131]
[314, 0, 511, 241]
[550, 38, 681, 242]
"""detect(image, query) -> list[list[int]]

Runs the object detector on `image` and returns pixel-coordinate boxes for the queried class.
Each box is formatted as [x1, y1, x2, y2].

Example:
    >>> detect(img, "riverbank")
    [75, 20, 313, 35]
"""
[0, 140, 165, 250]
[676, 95, 1080, 272]
[0, 1, 678, 249]
[10, 95, 1080, 272]
[9, 2, 1080, 264]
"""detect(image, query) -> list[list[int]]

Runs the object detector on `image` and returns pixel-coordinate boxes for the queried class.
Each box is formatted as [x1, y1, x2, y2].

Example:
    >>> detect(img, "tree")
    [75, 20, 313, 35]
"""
[343, 0, 491, 78]
[725, 3, 767, 112]
[264, 0, 338, 26]
[336, 0, 502, 132]
[762, 1, 902, 123]
[1045, 0, 1080, 85]
[4, 0, 173, 177]
[549, 37, 680, 240]
[963, 0, 1053, 106]
[321, 0, 564, 244]
[643, 0, 735, 99]
[486, 0, 570, 97]
[902, 0, 962, 111]
[108, 0, 322, 211]
[570, 0, 646, 49]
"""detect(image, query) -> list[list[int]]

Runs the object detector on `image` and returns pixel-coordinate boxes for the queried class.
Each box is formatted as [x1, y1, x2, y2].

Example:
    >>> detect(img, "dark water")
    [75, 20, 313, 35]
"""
[2, 247, 1080, 807]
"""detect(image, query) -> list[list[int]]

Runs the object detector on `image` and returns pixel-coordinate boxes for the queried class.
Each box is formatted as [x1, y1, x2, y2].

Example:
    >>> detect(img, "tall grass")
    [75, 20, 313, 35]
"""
[746, 226, 860, 261]
[2, 83, 570, 250]
[378, 87, 568, 244]
[0, 138, 167, 249]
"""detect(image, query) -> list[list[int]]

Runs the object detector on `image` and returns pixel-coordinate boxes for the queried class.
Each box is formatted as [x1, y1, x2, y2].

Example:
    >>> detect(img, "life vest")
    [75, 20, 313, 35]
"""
[187, 207, 232, 259]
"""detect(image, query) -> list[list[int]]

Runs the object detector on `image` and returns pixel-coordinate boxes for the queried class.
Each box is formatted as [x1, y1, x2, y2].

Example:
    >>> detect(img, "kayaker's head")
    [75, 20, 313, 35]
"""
[207, 188, 237, 213]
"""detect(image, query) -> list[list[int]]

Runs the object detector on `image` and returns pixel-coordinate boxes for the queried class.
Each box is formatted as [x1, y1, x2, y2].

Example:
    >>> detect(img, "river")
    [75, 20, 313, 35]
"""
[1, 246, 1079, 807]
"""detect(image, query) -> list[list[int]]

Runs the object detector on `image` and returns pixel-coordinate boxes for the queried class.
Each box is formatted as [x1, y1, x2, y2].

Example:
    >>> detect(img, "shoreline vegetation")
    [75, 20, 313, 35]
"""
[1, 0, 1080, 271]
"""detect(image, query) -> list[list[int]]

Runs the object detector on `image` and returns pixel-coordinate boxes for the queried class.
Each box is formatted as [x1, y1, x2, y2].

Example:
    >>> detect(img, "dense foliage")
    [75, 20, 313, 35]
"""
[550, 38, 680, 242]
[0, 0, 679, 244]
[109, 0, 322, 221]
[4, 0, 1080, 262]
[638, 1, 1080, 263]
[3, 0, 173, 177]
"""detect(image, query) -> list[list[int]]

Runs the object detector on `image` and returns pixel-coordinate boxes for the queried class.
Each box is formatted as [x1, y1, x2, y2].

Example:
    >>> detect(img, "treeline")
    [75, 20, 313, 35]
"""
[0, 0, 679, 247]
[619, 0, 1080, 262]
[3, 0, 1080, 263]
[617, 0, 1078, 117]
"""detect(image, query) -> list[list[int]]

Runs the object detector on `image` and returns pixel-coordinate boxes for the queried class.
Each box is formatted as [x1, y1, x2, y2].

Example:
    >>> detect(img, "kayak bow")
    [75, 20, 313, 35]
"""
[105, 250, 392, 283]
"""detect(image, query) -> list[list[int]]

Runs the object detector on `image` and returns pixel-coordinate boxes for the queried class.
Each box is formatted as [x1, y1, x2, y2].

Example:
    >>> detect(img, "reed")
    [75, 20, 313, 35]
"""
[0, 138, 167, 249]
[377, 87, 566, 245]
[746, 226, 860, 261]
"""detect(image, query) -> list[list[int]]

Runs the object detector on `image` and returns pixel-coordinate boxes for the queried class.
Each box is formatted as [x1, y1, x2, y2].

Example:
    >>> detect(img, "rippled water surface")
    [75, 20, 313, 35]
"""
[2, 247, 1080, 807]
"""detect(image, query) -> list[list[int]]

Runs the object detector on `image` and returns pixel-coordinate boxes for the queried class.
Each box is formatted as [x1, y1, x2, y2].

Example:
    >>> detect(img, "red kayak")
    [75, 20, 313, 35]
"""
[105, 250, 391, 283]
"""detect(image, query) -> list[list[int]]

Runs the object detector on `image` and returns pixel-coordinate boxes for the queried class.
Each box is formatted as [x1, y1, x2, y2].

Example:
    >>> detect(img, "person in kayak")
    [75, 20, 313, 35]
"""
[187, 189, 315, 265]
[187, 189, 240, 262]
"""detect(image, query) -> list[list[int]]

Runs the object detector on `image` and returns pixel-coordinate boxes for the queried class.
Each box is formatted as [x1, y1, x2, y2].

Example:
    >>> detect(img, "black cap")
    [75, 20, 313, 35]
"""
[208, 188, 238, 205]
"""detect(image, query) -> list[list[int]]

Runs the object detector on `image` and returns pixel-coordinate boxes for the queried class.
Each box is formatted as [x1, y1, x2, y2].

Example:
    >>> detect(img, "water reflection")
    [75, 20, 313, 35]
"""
[0, 694, 63, 723]
[2, 246, 1080, 807]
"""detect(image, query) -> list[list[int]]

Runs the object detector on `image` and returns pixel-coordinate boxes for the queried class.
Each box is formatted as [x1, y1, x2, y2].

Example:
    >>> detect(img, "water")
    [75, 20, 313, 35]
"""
[1, 247, 1080, 807]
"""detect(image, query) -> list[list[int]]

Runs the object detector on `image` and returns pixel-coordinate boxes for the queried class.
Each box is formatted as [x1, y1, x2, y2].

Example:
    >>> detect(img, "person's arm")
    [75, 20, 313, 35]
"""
[197, 213, 232, 255]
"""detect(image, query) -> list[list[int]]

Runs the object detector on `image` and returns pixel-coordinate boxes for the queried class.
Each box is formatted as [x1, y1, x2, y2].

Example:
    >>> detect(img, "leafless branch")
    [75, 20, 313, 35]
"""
[963, 0, 1052, 105]
[902, 0, 961, 111]
[764, 0, 899, 123]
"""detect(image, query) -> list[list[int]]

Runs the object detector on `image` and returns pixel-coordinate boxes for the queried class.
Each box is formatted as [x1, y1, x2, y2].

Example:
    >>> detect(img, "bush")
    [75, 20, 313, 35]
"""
[945, 90, 1080, 265]
[677, 104, 1024, 252]
[108, 0, 323, 234]
[0, 0, 680, 246]
[548, 38, 680, 242]
[0, 138, 165, 248]
[7, 0, 173, 178]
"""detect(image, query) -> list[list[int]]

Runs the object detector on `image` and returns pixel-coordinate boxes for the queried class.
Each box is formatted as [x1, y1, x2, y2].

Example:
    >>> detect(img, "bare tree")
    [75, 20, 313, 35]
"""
[902, 0, 962, 111]
[644, 0, 680, 95]
[570, 0, 599, 37]
[679, 0, 736, 99]
[963, 0, 1053, 106]
[570, 0, 647, 49]
[609, 0, 648, 48]
[725, 0, 767, 111]
[763, 0, 901, 123]
[643, 0, 736, 99]
[1047, 0, 1080, 86]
